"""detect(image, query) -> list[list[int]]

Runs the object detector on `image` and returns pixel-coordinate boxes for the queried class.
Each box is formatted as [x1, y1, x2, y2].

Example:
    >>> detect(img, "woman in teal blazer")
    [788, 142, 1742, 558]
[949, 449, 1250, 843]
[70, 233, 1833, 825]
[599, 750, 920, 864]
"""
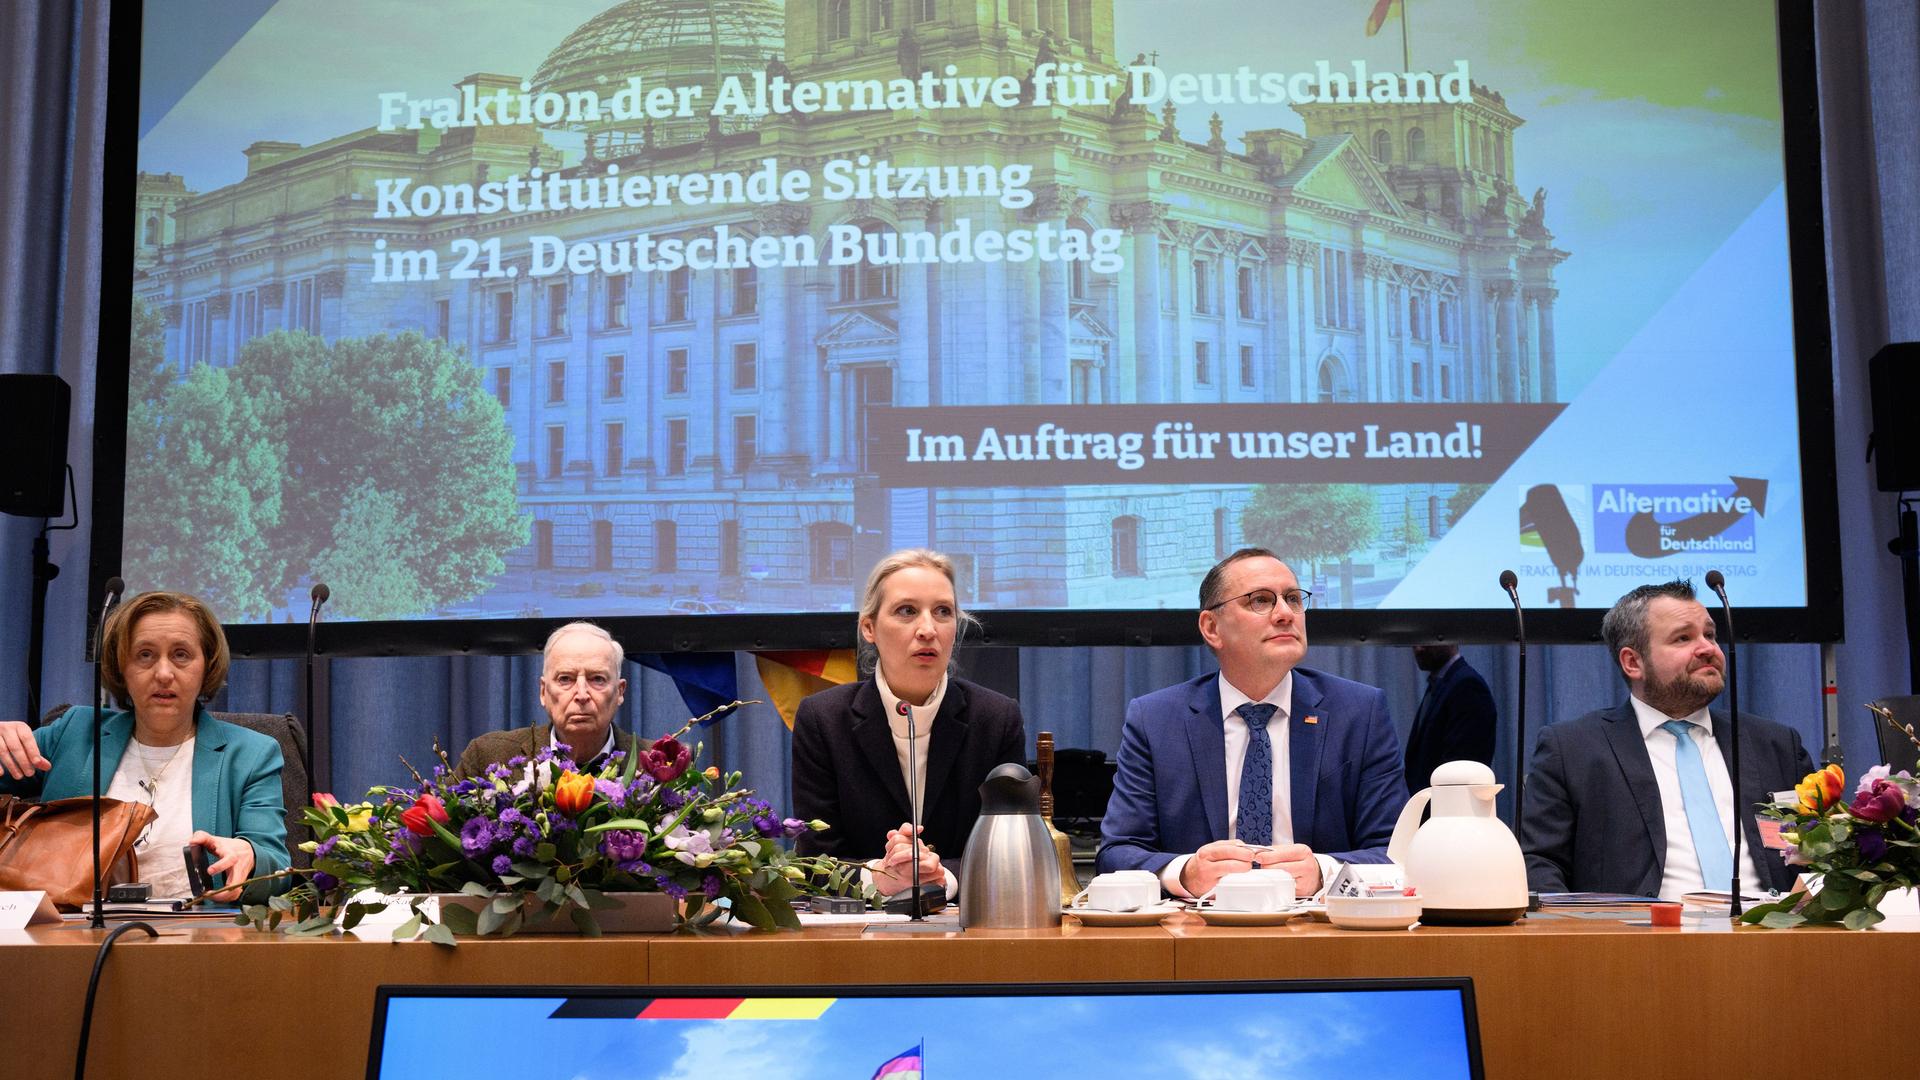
[0, 591, 289, 902]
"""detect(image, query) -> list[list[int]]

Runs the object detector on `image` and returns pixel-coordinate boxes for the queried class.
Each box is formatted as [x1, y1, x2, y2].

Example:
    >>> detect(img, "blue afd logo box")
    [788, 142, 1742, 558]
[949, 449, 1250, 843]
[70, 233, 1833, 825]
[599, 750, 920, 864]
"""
[1591, 483, 1760, 557]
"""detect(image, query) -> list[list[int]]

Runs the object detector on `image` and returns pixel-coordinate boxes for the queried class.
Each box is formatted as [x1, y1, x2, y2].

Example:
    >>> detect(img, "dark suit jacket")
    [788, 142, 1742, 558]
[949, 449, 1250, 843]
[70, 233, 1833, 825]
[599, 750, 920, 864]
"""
[791, 677, 1028, 862]
[1096, 668, 1406, 875]
[1520, 701, 1814, 894]
[452, 722, 642, 780]
[1404, 657, 1498, 790]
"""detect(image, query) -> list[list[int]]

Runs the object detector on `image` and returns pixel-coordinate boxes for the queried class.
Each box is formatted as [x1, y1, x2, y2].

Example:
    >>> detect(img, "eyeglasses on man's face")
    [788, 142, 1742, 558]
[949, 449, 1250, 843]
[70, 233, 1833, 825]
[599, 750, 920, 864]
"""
[1205, 588, 1313, 615]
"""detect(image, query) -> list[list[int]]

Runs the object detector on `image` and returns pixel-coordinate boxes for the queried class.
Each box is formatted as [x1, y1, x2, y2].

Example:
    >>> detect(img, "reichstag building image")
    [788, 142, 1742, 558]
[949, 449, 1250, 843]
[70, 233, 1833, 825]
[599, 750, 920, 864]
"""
[134, 0, 1567, 614]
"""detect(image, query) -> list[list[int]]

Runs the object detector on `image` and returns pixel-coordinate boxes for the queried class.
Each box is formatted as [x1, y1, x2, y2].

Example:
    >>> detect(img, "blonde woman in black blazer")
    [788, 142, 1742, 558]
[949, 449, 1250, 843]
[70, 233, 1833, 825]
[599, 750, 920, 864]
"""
[791, 549, 1026, 895]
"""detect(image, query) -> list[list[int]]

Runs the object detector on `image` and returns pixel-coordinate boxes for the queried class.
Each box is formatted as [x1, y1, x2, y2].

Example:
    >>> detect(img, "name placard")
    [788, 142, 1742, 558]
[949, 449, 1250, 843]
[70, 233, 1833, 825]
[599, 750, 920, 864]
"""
[0, 891, 60, 929]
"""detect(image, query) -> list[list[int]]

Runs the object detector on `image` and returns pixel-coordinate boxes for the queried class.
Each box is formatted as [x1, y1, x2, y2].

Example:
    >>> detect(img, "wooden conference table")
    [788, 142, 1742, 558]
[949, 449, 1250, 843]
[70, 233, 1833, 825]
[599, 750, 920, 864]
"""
[4, 907, 1909, 1079]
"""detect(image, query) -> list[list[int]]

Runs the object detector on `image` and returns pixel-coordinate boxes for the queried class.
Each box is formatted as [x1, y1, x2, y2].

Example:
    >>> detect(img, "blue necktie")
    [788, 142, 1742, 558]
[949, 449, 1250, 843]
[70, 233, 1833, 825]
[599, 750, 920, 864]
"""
[1237, 702, 1277, 846]
[1662, 719, 1733, 889]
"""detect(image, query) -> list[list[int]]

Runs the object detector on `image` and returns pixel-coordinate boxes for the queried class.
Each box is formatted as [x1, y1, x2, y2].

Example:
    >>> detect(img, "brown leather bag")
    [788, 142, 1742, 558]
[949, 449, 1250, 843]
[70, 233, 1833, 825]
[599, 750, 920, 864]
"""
[0, 795, 157, 910]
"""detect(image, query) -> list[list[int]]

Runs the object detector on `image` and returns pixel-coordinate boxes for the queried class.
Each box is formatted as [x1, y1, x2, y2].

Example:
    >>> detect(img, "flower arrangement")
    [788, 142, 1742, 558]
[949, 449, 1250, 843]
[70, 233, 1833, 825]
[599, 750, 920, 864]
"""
[238, 703, 869, 943]
[1741, 704, 1920, 930]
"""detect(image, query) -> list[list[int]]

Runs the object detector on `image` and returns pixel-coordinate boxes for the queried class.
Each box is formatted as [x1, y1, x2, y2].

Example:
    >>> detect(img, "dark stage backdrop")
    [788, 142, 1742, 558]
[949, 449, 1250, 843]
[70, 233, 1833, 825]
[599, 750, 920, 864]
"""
[2, 0, 1916, 812]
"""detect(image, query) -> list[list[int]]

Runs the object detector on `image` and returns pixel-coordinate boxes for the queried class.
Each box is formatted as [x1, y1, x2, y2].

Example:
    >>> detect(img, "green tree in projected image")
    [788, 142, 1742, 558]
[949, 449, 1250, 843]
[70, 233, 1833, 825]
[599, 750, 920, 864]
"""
[127, 298, 172, 408]
[124, 312, 528, 620]
[1240, 484, 1380, 596]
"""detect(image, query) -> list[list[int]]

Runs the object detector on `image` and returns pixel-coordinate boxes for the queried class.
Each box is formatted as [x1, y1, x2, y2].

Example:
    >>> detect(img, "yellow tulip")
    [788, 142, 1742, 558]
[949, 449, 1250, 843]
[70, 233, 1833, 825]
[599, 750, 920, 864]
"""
[1794, 764, 1845, 814]
[554, 770, 596, 815]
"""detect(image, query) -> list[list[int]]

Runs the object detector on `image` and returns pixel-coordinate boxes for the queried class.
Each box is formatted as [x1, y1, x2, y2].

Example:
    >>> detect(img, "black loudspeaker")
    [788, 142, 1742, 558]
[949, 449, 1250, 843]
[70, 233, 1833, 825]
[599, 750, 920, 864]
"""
[1870, 343, 1920, 493]
[0, 373, 71, 517]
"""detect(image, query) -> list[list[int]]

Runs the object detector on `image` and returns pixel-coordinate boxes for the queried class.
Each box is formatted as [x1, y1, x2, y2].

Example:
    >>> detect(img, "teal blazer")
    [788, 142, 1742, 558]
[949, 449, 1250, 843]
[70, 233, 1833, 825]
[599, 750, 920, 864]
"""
[0, 706, 291, 900]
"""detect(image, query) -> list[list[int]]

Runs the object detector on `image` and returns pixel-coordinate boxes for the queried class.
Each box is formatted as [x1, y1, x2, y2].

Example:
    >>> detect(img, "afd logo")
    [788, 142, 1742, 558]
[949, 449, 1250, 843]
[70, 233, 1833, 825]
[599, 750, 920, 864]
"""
[1592, 479, 1766, 557]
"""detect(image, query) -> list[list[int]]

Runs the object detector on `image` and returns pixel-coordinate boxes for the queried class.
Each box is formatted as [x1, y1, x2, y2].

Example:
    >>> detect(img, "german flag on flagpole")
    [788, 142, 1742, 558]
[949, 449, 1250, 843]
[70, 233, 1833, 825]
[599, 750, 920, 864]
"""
[753, 649, 859, 729]
[1365, 0, 1401, 37]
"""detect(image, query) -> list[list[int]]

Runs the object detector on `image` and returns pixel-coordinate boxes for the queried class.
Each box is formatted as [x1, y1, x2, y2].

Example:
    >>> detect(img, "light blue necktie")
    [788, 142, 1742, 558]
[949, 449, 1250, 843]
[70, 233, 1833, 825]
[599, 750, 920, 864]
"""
[1237, 703, 1277, 846]
[1662, 719, 1733, 889]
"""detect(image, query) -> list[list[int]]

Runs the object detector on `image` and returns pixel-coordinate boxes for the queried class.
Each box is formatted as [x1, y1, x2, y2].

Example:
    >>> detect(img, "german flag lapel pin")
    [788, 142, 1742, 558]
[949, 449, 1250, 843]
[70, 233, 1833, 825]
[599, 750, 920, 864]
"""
[1303, 715, 1319, 725]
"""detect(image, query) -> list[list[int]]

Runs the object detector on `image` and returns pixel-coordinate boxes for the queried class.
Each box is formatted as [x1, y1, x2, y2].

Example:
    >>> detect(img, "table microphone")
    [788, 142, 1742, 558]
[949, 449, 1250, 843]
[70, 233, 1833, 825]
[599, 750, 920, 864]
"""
[1705, 569, 1744, 919]
[899, 698, 927, 921]
[305, 583, 329, 786]
[1499, 570, 1527, 833]
[90, 576, 125, 930]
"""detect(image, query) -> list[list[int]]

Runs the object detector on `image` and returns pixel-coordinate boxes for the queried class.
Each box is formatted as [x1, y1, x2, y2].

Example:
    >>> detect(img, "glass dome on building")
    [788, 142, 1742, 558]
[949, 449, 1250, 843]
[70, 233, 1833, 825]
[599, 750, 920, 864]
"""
[530, 0, 786, 155]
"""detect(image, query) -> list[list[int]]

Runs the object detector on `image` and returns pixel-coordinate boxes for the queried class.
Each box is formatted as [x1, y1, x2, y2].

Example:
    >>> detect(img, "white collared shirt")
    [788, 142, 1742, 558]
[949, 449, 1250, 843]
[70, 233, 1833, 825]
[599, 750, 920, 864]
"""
[1161, 672, 1338, 898]
[549, 726, 616, 764]
[1629, 696, 1770, 899]
[1218, 672, 1297, 846]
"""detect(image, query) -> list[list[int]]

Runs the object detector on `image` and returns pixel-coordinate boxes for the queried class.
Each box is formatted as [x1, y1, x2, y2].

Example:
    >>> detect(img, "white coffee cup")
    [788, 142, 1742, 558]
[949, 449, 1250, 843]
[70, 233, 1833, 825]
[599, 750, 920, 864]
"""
[1071, 870, 1161, 912]
[1201, 868, 1297, 912]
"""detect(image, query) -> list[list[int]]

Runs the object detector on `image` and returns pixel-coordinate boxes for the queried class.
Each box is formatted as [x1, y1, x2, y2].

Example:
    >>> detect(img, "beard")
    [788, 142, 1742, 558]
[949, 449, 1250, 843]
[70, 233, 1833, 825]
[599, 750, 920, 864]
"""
[1640, 661, 1724, 716]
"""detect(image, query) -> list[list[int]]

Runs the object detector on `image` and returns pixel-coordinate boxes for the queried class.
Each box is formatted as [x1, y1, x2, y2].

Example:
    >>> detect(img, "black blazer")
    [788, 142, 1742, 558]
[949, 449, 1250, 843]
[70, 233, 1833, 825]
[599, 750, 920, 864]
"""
[791, 676, 1028, 863]
[1520, 700, 1815, 895]
[1404, 657, 1498, 790]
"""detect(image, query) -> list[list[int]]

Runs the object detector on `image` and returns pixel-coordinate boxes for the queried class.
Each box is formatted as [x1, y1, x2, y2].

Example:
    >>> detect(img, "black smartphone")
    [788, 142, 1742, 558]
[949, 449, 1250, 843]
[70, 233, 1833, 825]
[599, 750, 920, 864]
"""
[183, 843, 215, 897]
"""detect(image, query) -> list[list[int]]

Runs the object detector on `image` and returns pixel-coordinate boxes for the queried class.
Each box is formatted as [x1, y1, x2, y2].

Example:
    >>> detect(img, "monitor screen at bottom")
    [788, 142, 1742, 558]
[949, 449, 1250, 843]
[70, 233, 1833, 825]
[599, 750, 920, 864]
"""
[369, 981, 1481, 1079]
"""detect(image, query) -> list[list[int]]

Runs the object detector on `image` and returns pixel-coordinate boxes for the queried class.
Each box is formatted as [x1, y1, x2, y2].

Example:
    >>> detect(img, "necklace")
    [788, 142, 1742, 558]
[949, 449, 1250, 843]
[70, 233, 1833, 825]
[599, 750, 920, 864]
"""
[133, 739, 188, 801]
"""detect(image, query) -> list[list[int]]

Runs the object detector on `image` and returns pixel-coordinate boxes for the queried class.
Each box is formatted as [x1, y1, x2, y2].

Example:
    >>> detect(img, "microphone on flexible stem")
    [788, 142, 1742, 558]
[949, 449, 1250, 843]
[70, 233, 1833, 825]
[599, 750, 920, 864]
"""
[1705, 569, 1744, 919]
[1499, 571, 1527, 834]
[305, 584, 330, 788]
[897, 698, 926, 922]
[90, 576, 125, 930]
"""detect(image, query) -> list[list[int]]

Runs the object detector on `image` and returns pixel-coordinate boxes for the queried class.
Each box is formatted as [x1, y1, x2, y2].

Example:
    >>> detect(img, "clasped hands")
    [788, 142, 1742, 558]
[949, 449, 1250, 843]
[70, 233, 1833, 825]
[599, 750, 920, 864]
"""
[1180, 839, 1321, 898]
[869, 822, 945, 896]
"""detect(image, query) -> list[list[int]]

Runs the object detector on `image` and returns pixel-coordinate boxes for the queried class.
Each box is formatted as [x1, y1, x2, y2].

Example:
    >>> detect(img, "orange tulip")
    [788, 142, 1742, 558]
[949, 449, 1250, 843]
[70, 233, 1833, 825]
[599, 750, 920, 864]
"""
[553, 770, 595, 815]
[1794, 764, 1845, 814]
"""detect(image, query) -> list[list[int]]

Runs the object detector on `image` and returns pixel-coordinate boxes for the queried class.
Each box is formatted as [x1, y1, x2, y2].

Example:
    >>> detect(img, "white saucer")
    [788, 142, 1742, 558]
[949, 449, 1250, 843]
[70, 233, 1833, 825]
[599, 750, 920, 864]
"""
[1193, 903, 1310, 927]
[1066, 901, 1183, 927]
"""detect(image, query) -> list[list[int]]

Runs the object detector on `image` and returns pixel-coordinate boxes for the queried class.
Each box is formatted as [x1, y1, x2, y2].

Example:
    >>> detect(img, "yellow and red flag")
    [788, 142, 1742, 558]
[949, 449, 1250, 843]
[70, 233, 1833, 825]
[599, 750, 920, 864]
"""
[753, 648, 859, 729]
[1365, 0, 1402, 37]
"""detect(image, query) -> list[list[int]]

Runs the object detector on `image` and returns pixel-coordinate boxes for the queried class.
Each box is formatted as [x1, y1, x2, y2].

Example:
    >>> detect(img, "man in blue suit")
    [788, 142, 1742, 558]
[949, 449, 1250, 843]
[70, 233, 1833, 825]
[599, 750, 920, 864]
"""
[1521, 580, 1812, 897]
[1097, 548, 1407, 899]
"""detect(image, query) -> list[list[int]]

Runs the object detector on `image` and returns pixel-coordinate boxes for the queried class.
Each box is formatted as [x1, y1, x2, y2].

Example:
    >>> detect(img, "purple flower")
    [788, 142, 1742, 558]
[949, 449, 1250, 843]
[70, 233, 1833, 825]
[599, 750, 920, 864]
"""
[655, 876, 689, 900]
[1859, 828, 1889, 863]
[498, 807, 527, 827]
[594, 778, 627, 807]
[752, 813, 779, 835]
[491, 854, 513, 875]
[598, 829, 649, 863]
[780, 818, 810, 839]
[1850, 779, 1908, 824]
[506, 755, 528, 768]
[512, 835, 535, 858]
[313, 835, 340, 860]
[311, 870, 339, 892]
[659, 788, 686, 810]
[459, 816, 497, 856]
[702, 874, 722, 899]
[389, 831, 424, 858]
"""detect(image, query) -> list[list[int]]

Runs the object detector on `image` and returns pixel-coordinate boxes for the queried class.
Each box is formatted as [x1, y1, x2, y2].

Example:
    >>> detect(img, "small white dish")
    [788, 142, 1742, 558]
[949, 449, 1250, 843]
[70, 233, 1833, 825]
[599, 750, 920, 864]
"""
[1325, 894, 1422, 931]
[1192, 902, 1310, 927]
[1066, 901, 1183, 927]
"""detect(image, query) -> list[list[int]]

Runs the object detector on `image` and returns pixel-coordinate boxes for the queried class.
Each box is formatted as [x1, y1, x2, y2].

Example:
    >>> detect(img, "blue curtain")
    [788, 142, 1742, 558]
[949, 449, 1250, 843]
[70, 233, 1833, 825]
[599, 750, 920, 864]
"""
[2, 1, 1913, 825]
